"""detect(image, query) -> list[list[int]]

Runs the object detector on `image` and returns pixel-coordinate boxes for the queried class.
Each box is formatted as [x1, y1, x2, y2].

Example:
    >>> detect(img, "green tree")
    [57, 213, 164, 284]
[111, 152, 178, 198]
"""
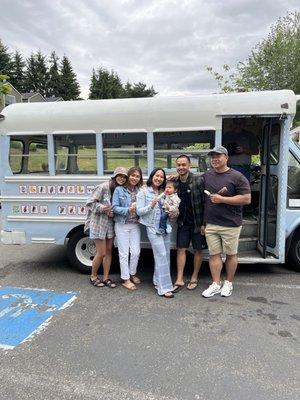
[59, 55, 80, 100]
[237, 11, 300, 93]
[123, 81, 157, 98]
[10, 50, 26, 92]
[0, 39, 12, 75]
[88, 69, 98, 99]
[0, 74, 11, 108]
[47, 51, 61, 97]
[24, 53, 38, 92]
[207, 11, 300, 125]
[24, 51, 49, 96]
[89, 69, 157, 99]
[88, 67, 123, 99]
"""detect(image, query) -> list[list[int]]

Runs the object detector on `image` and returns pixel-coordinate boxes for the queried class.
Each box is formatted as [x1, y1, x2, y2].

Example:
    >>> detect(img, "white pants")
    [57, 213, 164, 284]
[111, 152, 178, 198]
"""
[115, 222, 141, 280]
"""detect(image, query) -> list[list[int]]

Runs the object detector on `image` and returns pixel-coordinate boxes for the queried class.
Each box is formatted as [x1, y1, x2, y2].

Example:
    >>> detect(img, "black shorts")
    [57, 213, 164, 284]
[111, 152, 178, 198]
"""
[177, 225, 207, 250]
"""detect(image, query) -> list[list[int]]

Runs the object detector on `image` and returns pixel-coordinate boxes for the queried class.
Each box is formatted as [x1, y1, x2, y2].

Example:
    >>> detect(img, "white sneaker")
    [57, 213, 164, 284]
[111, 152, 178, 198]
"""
[221, 280, 233, 297]
[202, 282, 222, 298]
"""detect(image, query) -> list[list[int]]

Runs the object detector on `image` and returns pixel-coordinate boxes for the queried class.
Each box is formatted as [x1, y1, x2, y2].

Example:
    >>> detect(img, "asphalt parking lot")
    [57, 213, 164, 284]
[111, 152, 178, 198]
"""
[0, 239, 299, 400]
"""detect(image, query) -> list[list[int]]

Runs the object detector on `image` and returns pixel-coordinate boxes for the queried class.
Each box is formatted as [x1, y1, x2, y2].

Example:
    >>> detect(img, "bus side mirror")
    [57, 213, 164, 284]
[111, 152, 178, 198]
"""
[0, 114, 5, 121]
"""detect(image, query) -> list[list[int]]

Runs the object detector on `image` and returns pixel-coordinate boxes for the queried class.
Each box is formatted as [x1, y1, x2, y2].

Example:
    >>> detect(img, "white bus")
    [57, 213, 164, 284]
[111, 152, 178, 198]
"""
[0, 90, 300, 273]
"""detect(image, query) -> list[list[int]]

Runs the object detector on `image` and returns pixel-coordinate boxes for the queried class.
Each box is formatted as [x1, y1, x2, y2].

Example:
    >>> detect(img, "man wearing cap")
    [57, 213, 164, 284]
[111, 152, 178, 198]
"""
[202, 146, 251, 297]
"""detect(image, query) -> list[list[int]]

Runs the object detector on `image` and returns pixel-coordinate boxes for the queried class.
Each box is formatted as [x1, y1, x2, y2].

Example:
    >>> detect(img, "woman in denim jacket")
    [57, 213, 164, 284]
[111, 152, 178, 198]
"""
[137, 168, 174, 298]
[112, 167, 143, 290]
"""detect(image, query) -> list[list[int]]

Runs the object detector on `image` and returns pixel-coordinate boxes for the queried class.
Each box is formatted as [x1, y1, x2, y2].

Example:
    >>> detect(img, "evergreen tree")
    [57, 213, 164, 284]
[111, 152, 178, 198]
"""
[88, 68, 157, 99]
[0, 39, 12, 75]
[88, 69, 98, 99]
[34, 51, 48, 97]
[48, 51, 61, 97]
[24, 51, 48, 96]
[10, 50, 26, 92]
[95, 68, 111, 99]
[59, 55, 80, 100]
[108, 70, 124, 98]
[124, 81, 157, 98]
[88, 67, 123, 99]
[24, 53, 38, 93]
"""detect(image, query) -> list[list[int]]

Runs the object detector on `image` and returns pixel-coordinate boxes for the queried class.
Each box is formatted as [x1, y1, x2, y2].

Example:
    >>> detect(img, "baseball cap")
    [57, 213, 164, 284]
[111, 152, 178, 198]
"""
[208, 145, 228, 156]
[113, 167, 128, 178]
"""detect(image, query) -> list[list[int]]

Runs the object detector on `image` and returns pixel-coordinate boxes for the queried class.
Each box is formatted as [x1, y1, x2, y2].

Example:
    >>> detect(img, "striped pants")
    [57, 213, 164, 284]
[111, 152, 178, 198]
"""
[146, 227, 174, 295]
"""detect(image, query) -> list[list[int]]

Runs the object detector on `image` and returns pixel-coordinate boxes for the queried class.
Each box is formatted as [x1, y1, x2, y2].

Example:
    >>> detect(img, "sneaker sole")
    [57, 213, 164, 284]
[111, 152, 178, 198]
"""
[221, 291, 232, 297]
[202, 289, 221, 298]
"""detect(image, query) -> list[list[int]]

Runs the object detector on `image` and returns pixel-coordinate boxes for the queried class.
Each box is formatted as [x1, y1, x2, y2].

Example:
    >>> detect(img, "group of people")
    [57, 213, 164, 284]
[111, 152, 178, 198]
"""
[84, 145, 251, 299]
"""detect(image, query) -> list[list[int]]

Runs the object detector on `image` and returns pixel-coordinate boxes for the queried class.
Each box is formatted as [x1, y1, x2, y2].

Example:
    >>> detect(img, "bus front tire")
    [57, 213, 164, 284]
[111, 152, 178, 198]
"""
[67, 230, 95, 274]
[288, 230, 300, 272]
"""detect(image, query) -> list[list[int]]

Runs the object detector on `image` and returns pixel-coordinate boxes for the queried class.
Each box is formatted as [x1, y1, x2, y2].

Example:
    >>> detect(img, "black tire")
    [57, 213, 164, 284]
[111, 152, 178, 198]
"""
[288, 229, 300, 272]
[66, 229, 95, 274]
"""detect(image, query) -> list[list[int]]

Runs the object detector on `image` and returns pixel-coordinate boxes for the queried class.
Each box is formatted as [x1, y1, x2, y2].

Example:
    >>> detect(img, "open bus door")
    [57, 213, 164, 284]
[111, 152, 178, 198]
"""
[257, 118, 282, 259]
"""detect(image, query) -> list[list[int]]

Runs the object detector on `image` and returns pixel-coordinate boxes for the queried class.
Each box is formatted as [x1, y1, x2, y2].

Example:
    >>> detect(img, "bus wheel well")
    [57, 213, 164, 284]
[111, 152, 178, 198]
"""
[66, 226, 94, 274]
[65, 225, 85, 242]
[287, 227, 300, 272]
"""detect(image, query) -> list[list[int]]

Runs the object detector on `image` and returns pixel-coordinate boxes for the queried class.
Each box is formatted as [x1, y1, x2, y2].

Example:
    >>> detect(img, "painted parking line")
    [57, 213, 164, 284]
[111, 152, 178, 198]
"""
[0, 286, 76, 350]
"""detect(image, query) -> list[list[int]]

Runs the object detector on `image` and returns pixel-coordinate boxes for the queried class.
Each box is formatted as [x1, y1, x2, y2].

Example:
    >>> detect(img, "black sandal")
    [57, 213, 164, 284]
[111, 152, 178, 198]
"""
[172, 283, 184, 293]
[90, 277, 104, 287]
[103, 279, 117, 288]
[160, 292, 174, 298]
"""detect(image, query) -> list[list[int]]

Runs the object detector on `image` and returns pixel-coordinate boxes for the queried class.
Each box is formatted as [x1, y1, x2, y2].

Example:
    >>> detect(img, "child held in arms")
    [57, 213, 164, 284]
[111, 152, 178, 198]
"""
[158, 180, 181, 234]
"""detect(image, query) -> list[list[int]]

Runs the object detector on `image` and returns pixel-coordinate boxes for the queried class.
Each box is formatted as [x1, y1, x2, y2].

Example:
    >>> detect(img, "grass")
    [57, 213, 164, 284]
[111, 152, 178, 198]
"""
[9, 147, 208, 174]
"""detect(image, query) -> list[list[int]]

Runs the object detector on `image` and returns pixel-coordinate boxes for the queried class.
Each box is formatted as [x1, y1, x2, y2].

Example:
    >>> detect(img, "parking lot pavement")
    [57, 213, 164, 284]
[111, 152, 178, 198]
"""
[0, 242, 299, 400]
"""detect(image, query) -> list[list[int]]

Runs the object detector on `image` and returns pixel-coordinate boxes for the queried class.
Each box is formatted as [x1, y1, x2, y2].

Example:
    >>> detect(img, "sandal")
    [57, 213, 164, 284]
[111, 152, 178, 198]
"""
[130, 275, 141, 284]
[90, 277, 104, 287]
[172, 283, 185, 293]
[122, 282, 137, 291]
[161, 292, 174, 298]
[187, 280, 198, 290]
[103, 279, 117, 288]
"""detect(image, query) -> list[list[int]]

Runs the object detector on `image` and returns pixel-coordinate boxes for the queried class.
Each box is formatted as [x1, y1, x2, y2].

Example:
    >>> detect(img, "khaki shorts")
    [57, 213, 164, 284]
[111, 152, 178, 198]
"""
[205, 224, 242, 256]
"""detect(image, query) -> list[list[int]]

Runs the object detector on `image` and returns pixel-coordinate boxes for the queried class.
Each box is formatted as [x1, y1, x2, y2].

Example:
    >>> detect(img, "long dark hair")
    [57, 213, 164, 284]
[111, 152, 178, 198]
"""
[126, 166, 143, 188]
[146, 168, 166, 190]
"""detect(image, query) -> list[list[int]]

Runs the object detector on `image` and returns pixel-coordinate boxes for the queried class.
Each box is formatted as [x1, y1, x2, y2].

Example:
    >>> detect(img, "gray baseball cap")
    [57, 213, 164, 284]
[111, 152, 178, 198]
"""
[208, 145, 228, 156]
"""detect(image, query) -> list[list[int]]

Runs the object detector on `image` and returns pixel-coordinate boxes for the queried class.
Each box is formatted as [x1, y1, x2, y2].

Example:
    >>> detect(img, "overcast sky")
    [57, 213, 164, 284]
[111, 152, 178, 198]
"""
[1, 0, 298, 98]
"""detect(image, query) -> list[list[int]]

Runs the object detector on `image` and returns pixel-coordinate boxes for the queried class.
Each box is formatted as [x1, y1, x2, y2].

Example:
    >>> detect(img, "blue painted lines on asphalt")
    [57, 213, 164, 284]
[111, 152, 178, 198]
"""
[0, 286, 76, 349]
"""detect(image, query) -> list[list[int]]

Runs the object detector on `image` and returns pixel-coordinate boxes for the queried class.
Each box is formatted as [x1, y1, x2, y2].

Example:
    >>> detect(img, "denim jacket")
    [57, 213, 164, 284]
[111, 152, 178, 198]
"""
[112, 186, 139, 224]
[136, 186, 160, 228]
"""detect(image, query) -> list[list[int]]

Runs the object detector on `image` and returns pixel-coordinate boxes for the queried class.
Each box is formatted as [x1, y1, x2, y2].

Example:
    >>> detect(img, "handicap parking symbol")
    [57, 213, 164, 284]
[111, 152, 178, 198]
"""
[0, 286, 76, 349]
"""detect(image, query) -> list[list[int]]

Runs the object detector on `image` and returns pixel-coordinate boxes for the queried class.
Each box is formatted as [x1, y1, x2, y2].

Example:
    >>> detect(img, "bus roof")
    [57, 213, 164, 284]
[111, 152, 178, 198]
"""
[0, 90, 297, 134]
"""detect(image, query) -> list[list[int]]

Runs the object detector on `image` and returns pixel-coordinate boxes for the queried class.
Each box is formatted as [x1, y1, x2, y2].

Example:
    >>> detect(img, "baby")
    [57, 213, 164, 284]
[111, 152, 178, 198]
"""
[158, 180, 181, 234]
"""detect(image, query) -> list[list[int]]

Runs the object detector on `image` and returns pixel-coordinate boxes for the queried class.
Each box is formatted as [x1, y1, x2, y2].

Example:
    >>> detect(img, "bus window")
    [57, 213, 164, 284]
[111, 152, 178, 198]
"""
[287, 151, 300, 207]
[54, 134, 97, 174]
[102, 132, 147, 175]
[269, 124, 280, 165]
[154, 130, 215, 172]
[9, 139, 24, 174]
[28, 140, 49, 173]
[55, 145, 69, 172]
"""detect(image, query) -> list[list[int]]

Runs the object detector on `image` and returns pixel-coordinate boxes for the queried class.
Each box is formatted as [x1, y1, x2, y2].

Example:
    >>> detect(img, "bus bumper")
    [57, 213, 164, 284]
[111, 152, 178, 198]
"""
[1, 230, 26, 245]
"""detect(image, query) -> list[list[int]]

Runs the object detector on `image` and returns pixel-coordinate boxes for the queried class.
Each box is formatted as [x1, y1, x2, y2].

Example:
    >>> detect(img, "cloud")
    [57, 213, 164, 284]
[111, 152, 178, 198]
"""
[0, 0, 298, 98]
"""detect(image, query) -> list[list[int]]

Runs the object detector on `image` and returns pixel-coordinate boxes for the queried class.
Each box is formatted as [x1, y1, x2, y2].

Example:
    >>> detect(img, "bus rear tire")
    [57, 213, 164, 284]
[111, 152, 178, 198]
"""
[67, 229, 95, 274]
[288, 230, 300, 272]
